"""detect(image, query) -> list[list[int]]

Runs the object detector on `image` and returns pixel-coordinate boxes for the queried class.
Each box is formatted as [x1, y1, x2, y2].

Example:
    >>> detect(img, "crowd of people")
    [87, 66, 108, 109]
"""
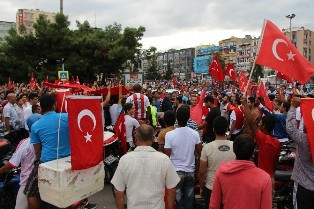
[0, 77, 314, 209]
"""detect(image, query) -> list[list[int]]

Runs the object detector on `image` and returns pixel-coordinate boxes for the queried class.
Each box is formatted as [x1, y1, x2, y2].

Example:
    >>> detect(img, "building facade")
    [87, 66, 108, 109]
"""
[219, 36, 238, 65]
[283, 27, 314, 65]
[16, 9, 56, 35]
[156, 48, 195, 79]
[0, 21, 15, 41]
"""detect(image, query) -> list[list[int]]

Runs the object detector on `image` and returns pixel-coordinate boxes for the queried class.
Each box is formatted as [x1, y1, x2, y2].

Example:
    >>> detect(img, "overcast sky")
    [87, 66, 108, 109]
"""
[1, 0, 313, 51]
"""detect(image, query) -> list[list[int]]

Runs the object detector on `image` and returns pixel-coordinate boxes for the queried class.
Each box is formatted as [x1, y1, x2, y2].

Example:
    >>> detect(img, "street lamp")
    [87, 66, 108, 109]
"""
[286, 14, 296, 42]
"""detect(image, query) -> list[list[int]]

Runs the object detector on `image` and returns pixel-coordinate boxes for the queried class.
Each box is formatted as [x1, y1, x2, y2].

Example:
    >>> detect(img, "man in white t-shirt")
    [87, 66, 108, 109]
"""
[198, 116, 236, 208]
[126, 84, 150, 122]
[164, 106, 202, 209]
[23, 93, 39, 130]
[123, 103, 140, 150]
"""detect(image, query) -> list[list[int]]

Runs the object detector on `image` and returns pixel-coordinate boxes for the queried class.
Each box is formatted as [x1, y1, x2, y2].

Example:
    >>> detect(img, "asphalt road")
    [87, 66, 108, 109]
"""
[88, 183, 117, 209]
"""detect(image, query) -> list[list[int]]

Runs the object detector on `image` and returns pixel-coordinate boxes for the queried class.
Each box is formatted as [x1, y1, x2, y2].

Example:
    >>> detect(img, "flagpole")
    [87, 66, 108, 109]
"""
[244, 19, 267, 96]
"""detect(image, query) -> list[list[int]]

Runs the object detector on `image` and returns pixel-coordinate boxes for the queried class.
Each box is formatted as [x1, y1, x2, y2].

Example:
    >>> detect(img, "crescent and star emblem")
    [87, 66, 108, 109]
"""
[272, 39, 296, 62]
[229, 68, 235, 76]
[312, 108, 314, 121]
[77, 109, 97, 143]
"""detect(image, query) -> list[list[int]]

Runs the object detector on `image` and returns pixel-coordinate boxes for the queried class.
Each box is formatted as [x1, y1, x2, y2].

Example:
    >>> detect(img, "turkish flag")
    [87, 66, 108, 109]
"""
[55, 89, 72, 113]
[276, 72, 293, 83]
[30, 73, 36, 88]
[257, 81, 274, 112]
[114, 111, 127, 153]
[67, 95, 104, 170]
[225, 63, 237, 81]
[256, 20, 314, 84]
[300, 98, 314, 162]
[209, 55, 225, 83]
[238, 72, 248, 93]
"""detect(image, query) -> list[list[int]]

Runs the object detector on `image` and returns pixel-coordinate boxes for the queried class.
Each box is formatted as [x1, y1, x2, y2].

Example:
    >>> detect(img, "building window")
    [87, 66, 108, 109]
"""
[24, 13, 33, 19]
[24, 21, 33, 27]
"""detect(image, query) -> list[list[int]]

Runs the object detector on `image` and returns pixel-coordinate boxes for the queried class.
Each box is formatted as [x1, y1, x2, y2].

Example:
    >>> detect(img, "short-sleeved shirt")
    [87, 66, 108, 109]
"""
[205, 106, 221, 142]
[124, 115, 140, 142]
[255, 130, 281, 177]
[26, 113, 42, 132]
[9, 138, 36, 186]
[165, 127, 201, 172]
[200, 140, 235, 189]
[3, 103, 18, 129]
[157, 126, 175, 145]
[31, 112, 70, 163]
[111, 146, 180, 209]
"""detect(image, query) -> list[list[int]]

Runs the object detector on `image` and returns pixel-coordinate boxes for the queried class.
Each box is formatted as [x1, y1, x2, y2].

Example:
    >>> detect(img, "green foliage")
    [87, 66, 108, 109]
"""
[252, 64, 264, 81]
[164, 61, 173, 80]
[144, 46, 161, 80]
[0, 14, 145, 84]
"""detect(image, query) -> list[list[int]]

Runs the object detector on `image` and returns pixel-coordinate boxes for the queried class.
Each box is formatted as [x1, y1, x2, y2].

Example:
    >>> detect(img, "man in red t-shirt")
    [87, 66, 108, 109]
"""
[242, 97, 280, 193]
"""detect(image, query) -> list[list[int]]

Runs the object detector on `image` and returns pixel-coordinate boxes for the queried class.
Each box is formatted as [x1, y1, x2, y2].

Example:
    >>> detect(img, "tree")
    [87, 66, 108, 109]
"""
[0, 13, 146, 84]
[164, 61, 173, 80]
[144, 47, 161, 80]
[252, 64, 264, 82]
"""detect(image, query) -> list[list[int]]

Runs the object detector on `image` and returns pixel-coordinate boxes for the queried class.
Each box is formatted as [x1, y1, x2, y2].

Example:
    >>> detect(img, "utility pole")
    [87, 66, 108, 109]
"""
[60, 0, 63, 14]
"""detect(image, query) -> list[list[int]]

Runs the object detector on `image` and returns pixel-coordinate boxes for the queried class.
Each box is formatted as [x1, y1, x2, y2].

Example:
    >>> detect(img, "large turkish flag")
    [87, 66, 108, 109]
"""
[67, 96, 104, 170]
[300, 98, 314, 162]
[256, 20, 314, 84]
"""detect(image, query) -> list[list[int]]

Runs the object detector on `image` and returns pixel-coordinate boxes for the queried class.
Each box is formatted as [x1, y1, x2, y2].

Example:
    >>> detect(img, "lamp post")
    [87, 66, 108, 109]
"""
[286, 14, 296, 42]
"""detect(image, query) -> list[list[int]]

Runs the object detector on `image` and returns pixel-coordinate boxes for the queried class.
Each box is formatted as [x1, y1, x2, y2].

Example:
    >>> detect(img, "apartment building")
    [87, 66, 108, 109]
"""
[0, 21, 15, 41]
[16, 9, 56, 35]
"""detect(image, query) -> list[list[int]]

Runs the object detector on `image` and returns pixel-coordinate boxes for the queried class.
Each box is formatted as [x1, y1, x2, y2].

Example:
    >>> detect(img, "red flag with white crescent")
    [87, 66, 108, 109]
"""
[67, 95, 104, 170]
[238, 72, 248, 93]
[225, 63, 237, 81]
[256, 20, 314, 84]
[300, 98, 314, 162]
[30, 73, 36, 88]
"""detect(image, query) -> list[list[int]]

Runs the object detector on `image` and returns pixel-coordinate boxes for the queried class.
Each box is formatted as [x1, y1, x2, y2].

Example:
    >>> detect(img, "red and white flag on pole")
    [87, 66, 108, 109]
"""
[300, 98, 314, 162]
[256, 20, 314, 84]
[209, 55, 225, 83]
[55, 89, 72, 113]
[67, 96, 104, 170]
[114, 111, 127, 153]
[225, 63, 237, 81]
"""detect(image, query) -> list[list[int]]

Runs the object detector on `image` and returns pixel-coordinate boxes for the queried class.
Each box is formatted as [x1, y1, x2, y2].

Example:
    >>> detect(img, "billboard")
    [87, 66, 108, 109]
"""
[194, 56, 213, 74]
[123, 73, 144, 89]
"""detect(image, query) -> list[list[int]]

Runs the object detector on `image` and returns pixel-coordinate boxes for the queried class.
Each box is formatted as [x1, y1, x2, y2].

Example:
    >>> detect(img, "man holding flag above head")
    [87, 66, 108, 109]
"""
[287, 97, 314, 209]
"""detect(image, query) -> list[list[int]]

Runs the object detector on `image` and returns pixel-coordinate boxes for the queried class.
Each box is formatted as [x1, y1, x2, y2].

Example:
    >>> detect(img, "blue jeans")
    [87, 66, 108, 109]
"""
[176, 171, 195, 209]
